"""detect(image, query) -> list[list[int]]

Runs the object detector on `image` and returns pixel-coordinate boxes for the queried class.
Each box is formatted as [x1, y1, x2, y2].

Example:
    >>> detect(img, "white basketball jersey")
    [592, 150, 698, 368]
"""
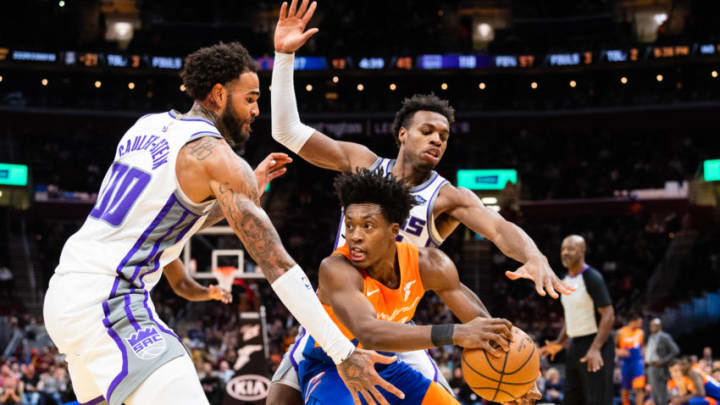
[55, 110, 222, 293]
[333, 157, 449, 249]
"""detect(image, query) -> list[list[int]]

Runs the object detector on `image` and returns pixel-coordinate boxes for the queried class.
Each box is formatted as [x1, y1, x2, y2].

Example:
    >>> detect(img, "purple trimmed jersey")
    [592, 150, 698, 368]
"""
[333, 157, 449, 249]
[54, 110, 221, 294]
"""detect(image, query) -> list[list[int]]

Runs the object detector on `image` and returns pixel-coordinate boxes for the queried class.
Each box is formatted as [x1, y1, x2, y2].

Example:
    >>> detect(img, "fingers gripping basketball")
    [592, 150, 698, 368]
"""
[462, 327, 540, 403]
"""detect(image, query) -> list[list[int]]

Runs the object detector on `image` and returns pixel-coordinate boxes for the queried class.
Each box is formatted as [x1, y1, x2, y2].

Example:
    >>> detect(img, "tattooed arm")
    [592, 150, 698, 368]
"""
[202, 140, 294, 282]
[177, 136, 294, 281]
[199, 203, 224, 230]
[178, 134, 405, 404]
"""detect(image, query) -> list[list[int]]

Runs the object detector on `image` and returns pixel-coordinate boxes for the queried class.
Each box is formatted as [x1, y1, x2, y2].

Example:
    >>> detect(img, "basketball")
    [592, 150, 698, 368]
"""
[462, 326, 541, 403]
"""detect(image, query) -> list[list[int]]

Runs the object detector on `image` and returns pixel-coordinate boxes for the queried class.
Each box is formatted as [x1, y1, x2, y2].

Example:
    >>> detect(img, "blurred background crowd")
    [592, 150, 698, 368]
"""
[1, 0, 720, 404]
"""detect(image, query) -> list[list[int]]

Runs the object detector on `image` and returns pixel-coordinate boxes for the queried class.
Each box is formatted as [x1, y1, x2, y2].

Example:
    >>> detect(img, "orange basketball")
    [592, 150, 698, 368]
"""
[461, 326, 540, 403]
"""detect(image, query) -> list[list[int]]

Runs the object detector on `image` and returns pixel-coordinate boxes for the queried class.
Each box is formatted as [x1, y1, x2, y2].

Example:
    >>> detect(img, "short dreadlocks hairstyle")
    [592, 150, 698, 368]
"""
[333, 169, 417, 225]
[390, 94, 455, 147]
[180, 42, 257, 100]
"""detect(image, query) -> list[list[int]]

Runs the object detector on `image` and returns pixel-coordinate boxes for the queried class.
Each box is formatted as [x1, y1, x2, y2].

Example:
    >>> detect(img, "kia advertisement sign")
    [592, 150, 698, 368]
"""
[226, 374, 271, 402]
[223, 310, 270, 405]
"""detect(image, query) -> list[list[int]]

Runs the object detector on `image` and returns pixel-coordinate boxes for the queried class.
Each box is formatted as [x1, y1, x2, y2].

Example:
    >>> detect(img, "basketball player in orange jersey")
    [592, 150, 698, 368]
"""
[616, 312, 645, 405]
[292, 169, 538, 404]
[268, 2, 572, 402]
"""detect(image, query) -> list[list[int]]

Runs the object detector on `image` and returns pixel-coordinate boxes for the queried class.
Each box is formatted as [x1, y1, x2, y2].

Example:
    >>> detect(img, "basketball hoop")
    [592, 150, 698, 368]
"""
[212, 266, 236, 291]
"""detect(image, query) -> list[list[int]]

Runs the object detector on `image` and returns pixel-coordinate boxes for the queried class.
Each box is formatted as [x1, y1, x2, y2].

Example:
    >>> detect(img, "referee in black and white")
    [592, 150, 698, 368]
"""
[540, 234, 615, 405]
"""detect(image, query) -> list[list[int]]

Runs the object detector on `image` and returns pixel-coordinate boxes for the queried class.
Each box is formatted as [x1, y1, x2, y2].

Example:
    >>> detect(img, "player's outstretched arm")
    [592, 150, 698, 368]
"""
[163, 258, 231, 303]
[319, 255, 510, 356]
[185, 137, 403, 405]
[439, 185, 574, 298]
[271, 0, 377, 172]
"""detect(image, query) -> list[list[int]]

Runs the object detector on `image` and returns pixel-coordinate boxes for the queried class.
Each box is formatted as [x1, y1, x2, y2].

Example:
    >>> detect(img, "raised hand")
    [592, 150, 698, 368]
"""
[505, 256, 575, 298]
[254, 152, 292, 197]
[207, 285, 232, 304]
[274, 0, 319, 53]
[336, 348, 405, 405]
[453, 317, 512, 357]
[539, 340, 563, 361]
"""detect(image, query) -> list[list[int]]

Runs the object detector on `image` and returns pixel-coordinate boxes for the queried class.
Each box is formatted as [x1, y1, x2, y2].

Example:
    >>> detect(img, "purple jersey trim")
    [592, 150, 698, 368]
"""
[567, 265, 590, 279]
[102, 301, 128, 403]
[120, 194, 177, 285]
[333, 212, 345, 250]
[189, 130, 221, 139]
[425, 179, 447, 247]
[411, 172, 439, 193]
[79, 395, 105, 405]
[425, 350, 439, 382]
[289, 327, 307, 371]
[137, 209, 190, 288]
[124, 293, 141, 332]
[167, 111, 216, 127]
[143, 290, 181, 343]
[140, 214, 200, 288]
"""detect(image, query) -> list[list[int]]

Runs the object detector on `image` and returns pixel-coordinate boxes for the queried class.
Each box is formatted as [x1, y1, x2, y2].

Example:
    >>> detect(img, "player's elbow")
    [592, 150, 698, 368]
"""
[603, 307, 615, 324]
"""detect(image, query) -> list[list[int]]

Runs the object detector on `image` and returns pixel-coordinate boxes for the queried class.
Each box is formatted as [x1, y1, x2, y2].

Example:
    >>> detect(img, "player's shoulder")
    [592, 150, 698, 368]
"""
[319, 254, 363, 286]
[435, 181, 472, 205]
[166, 110, 220, 134]
[417, 245, 450, 270]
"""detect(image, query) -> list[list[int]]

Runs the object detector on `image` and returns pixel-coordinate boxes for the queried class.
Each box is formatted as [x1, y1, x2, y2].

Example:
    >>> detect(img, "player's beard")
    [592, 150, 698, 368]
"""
[219, 97, 251, 148]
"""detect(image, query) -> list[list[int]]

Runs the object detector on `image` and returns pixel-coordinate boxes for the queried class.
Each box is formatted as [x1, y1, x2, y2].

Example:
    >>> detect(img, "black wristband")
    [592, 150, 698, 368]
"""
[431, 324, 454, 347]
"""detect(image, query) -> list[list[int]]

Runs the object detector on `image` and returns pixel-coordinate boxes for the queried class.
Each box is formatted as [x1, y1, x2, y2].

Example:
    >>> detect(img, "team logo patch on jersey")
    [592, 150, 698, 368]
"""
[414, 195, 427, 205]
[126, 326, 167, 360]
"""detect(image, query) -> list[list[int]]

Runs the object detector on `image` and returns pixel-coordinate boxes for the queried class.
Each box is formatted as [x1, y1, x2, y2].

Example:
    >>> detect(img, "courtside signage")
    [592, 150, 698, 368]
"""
[704, 159, 720, 182]
[457, 169, 517, 190]
[0, 163, 28, 186]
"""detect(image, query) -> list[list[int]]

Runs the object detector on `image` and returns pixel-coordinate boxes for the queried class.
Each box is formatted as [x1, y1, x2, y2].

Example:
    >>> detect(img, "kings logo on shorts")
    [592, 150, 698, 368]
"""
[126, 326, 167, 360]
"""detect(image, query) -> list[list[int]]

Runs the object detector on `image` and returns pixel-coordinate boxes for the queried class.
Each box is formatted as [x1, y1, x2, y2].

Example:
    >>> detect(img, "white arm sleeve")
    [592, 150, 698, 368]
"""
[271, 52, 315, 154]
[270, 265, 355, 364]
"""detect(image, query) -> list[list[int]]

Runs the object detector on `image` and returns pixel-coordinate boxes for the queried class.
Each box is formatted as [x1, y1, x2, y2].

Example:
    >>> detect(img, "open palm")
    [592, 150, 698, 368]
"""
[274, 0, 319, 53]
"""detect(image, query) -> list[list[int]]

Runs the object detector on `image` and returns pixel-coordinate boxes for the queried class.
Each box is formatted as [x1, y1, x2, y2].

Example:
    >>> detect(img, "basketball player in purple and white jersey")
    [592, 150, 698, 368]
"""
[43, 42, 404, 405]
[267, 1, 575, 404]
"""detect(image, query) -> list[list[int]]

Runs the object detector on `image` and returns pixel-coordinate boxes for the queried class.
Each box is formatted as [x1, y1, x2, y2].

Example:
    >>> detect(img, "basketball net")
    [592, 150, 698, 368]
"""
[212, 266, 236, 291]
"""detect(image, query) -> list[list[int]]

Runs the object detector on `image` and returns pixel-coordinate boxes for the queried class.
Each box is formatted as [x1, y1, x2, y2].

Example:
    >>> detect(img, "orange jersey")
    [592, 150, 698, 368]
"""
[324, 242, 425, 345]
[618, 326, 644, 364]
[668, 376, 696, 396]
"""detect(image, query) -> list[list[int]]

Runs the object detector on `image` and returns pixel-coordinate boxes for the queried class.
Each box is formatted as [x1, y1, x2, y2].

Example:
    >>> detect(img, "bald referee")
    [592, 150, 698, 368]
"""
[540, 235, 615, 405]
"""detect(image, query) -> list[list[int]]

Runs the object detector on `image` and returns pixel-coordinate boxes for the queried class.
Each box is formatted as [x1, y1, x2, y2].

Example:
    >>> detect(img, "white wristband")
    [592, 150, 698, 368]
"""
[271, 52, 315, 154]
[270, 265, 355, 364]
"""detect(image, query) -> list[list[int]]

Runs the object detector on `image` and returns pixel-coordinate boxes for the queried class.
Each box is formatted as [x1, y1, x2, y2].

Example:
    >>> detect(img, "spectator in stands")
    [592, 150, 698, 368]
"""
[543, 367, 564, 404]
[37, 366, 62, 405]
[215, 360, 234, 385]
[0, 365, 20, 405]
[645, 318, 680, 405]
[199, 362, 223, 405]
[20, 364, 39, 405]
[703, 347, 714, 365]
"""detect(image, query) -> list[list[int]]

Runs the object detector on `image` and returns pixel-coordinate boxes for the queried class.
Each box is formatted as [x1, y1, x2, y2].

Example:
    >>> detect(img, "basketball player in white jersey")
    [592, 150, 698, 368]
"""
[267, 1, 575, 404]
[43, 41, 405, 405]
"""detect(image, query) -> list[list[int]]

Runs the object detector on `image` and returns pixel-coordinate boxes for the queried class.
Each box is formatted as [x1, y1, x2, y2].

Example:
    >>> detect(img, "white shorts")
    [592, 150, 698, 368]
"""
[44, 273, 208, 405]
